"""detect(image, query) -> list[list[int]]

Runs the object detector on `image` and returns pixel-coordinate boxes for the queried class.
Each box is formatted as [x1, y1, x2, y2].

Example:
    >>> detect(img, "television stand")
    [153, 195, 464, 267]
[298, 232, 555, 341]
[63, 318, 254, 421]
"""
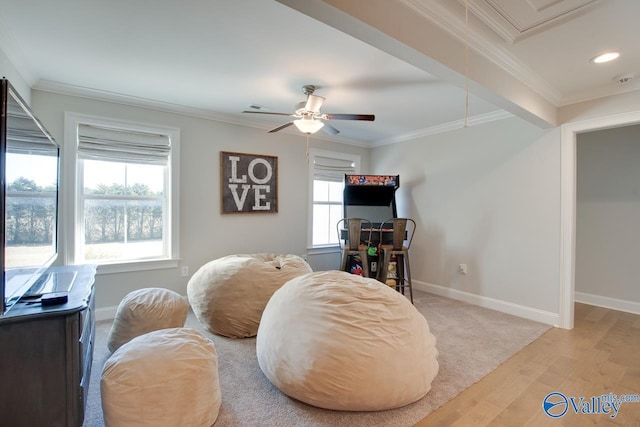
[0, 264, 96, 427]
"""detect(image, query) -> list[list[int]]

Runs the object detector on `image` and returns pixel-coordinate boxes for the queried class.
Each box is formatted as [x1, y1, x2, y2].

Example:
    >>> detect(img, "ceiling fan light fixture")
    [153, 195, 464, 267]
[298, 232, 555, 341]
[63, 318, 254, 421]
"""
[293, 117, 324, 134]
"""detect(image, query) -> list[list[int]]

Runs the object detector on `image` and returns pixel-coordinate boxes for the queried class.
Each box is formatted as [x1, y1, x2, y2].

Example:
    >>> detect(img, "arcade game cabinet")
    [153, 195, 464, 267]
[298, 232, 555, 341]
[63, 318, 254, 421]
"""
[341, 175, 399, 278]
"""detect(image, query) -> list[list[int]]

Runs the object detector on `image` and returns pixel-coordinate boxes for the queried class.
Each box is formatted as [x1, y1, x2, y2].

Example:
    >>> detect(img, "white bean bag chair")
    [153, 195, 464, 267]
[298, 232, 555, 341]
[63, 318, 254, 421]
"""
[256, 270, 439, 411]
[187, 253, 312, 338]
[107, 287, 189, 353]
[101, 327, 221, 427]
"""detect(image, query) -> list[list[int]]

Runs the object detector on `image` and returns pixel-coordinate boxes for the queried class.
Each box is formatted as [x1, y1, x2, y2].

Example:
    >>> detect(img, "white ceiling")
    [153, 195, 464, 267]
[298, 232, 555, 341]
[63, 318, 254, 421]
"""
[0, 0, 638, 147]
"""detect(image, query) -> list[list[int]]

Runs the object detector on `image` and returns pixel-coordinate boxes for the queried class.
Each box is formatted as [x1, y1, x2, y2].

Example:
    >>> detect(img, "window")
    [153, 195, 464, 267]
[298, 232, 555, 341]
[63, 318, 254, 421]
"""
[64, 113, 180, 271]
[308, 149, 359, 247]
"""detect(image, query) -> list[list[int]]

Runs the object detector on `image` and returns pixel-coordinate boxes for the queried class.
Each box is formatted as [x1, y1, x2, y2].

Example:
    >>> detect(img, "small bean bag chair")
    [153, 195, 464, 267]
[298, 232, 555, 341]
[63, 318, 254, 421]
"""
[187, 253, 312, 338]
[101, 327, 221, 427]
[107, 287, 189, 353]
[256, 270, 439, 411]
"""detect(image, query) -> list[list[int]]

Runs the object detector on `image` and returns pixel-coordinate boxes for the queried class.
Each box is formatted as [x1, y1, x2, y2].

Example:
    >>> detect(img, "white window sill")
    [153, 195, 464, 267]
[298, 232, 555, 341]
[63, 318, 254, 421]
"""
[307, 245, 341, 255]
[95, 258, 180, 275]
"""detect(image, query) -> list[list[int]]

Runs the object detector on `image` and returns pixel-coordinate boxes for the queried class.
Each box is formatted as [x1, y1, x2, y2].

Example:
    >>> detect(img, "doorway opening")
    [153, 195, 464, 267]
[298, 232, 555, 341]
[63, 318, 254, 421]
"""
[559, 110, 640, 329]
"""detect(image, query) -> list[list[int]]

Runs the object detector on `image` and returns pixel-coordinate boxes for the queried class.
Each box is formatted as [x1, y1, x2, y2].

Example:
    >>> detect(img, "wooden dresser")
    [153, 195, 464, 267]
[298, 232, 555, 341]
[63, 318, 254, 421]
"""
[0, 264, 96, 427]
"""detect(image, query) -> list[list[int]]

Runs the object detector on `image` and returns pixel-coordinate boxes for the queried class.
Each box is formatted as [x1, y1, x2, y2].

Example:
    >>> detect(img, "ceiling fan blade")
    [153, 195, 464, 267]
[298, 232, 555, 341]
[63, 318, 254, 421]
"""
[304, 95, 325, 113]
[324, 113, 375, 121]
[242, 110, 292, 116]
[267, 122, 294, 133]
[322, 123, 340, 135]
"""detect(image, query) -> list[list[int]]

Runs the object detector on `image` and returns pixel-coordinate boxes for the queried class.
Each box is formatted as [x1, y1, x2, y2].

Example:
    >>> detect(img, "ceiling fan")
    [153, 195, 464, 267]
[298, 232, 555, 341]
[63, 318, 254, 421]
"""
[242, 85, 375, 135]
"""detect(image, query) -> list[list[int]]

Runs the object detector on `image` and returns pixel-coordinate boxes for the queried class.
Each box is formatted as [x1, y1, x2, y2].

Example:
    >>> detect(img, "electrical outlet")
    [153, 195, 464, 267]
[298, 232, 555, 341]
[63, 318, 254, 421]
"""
[459, 264, 467, 275]
[181, 266, 189, 277]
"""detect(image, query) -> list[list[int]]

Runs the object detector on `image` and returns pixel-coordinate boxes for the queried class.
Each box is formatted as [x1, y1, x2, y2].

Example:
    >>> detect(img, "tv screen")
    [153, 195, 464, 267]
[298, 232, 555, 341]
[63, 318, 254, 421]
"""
[1, 79, 60, 314]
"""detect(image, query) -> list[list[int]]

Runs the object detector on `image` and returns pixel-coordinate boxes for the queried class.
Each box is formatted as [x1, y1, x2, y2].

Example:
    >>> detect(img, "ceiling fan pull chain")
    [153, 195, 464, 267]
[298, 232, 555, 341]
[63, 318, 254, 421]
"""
[464, 0, 470, 128]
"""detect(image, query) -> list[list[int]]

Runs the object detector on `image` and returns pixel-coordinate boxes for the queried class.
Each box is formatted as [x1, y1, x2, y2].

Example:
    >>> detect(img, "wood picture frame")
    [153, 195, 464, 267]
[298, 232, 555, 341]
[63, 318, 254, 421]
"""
[220, 151, 278, 214]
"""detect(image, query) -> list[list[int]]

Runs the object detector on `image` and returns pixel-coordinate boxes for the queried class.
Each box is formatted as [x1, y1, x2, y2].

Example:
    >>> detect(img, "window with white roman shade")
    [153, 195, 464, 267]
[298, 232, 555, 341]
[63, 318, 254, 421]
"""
[64, 113, 180, 272]
[308, 149, 359, 247]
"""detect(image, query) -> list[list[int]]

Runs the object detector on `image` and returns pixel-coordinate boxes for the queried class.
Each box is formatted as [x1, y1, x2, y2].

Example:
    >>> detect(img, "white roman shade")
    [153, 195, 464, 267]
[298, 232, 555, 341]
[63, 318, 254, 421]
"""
[313, 155, 356, 182]
[6, 105, 56, 156]
[77, 123, 171, 165]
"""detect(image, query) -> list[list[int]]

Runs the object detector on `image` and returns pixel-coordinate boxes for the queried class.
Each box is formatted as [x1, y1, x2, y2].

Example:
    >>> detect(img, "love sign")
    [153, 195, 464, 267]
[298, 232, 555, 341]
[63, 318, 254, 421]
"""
[220, 151, 278, 214]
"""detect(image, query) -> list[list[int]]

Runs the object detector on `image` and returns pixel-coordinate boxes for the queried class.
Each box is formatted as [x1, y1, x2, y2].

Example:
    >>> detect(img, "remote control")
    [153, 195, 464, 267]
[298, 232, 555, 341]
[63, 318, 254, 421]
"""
[41, 292, 69, 306]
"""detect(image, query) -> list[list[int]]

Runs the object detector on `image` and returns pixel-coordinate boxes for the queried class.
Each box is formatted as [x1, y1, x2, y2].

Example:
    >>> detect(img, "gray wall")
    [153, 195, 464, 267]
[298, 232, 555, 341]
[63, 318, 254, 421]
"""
[30, 90, 368, 312]
[371, 117, 562, 316]
[576, 124, 640, 305]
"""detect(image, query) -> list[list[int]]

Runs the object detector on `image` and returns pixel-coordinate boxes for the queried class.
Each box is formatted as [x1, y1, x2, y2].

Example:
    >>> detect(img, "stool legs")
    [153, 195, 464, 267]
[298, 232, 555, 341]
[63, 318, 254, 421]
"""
[359, 251, 370, 277]
[401, 253, 413, 304]
[340, 251, 348, 272]
[377, 250, 392, 284]
[378, 250, 413, 304]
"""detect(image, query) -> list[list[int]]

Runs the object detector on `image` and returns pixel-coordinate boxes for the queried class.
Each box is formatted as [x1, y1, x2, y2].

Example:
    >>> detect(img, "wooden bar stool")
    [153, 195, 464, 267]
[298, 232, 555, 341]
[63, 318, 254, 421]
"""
[377, 218, 416, 303]
[337, 218, 373, 277]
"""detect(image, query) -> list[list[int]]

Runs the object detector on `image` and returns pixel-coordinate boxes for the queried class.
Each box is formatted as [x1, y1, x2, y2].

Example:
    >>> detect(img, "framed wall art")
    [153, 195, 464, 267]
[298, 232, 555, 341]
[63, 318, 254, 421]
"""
[220, 151, 278, 214]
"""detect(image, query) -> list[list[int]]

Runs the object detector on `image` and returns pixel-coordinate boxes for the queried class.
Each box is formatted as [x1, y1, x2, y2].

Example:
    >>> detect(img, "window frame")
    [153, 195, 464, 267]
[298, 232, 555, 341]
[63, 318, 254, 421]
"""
[307, 148, 360, 249]
[63, 112, 180, 273]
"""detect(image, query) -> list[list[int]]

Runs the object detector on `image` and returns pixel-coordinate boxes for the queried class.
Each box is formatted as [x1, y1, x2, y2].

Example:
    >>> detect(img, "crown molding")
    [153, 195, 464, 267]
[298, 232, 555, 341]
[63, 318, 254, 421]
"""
[32, 79, 369, 147]
[556, 82, 640, 107]
[415, 0, 631, 107]
[371, 110, 514, 147]
[400, 0, 563, 106]
[462, 0, 519, 43]
[460, 0, 599, 44]
[33, 80, 514, 149]
[34, 79, 264, 127]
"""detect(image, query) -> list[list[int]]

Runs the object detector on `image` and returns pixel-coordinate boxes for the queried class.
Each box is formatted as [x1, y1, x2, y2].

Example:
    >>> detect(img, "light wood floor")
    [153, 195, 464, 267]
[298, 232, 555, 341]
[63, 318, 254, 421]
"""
[415, 303, 640, 426]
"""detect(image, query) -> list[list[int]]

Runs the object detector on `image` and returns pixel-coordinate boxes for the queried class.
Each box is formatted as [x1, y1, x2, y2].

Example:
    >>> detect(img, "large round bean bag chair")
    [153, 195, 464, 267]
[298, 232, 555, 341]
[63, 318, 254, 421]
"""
[107, 287, 189, 353]
[256, 270, 439, 411]
[101, 327, 221, 427]
[187, 253, 312, 338]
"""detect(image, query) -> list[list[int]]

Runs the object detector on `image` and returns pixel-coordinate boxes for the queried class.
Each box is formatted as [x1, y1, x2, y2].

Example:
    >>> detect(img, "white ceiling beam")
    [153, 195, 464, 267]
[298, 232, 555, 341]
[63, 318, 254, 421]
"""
[277, 0, 558, 128]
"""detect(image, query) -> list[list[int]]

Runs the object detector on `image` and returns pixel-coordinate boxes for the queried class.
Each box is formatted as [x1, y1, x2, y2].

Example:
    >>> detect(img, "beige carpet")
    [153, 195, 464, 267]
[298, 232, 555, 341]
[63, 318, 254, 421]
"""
[83, 290, 550, 426]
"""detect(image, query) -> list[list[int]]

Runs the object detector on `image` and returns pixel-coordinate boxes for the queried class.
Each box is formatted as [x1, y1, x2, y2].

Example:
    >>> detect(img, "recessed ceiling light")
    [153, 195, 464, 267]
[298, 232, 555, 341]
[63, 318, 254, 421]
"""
[591, 51, 620, 64]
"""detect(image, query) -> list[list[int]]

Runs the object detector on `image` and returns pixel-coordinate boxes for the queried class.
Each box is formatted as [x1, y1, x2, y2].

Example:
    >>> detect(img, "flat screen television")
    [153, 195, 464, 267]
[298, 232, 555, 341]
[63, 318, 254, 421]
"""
[1, 79, 60, 315]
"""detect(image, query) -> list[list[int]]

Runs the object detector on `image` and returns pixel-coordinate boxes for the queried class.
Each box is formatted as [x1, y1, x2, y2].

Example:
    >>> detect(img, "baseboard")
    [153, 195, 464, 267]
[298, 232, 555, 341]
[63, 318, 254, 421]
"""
[94, 292, 190, 321]
[414, 280, 560, 326]
[96, 283, 565, 326]
[575, 291, 640, 315]
[95, 306, 118, 321]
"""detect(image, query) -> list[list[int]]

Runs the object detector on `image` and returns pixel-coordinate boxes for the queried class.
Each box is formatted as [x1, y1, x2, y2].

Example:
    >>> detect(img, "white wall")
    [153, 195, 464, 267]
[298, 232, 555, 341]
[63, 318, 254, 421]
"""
[0, 49, 32, 104]
[559, 90, 640, 124]
[30, 90, 368, 312]
[576, 124, 640, 306]
[371, 116, 561, 321]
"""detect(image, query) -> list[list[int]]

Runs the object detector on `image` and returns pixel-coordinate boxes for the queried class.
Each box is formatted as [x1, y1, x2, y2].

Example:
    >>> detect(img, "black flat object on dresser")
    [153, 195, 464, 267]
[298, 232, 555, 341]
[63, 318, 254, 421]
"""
[0, 264, 96, 427]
